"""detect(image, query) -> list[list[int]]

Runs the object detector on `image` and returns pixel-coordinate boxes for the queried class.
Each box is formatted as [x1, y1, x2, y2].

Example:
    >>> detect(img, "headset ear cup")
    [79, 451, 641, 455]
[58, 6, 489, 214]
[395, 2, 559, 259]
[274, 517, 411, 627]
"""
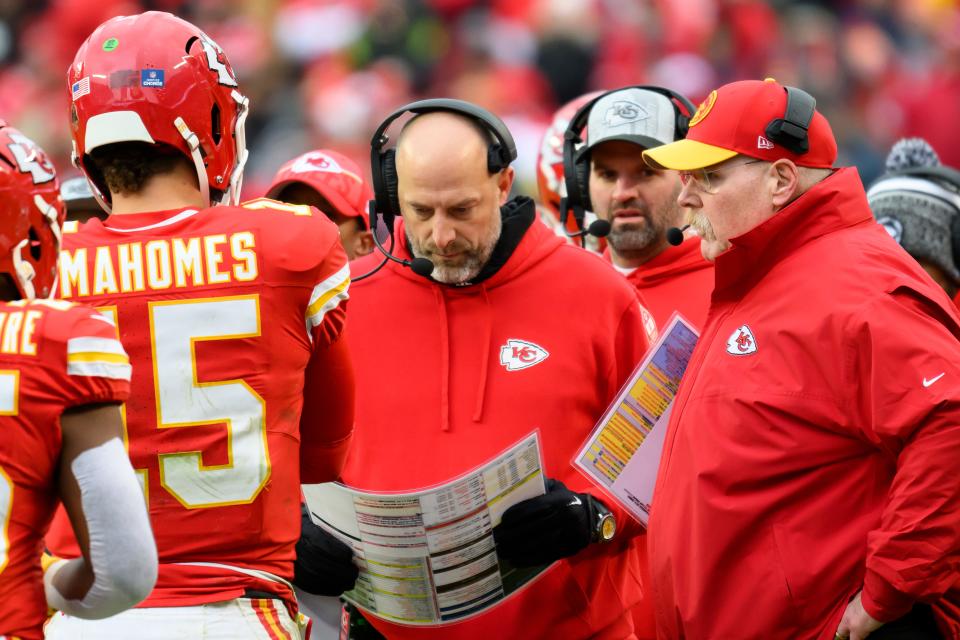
[488, 144, 506, 173]
[382, 149, 401, 224]
[575, 153, 592, 213]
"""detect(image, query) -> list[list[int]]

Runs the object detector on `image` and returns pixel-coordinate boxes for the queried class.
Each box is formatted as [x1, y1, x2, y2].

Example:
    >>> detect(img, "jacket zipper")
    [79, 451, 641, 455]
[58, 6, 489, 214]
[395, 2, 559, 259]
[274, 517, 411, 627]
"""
[657, 303, 733, 480]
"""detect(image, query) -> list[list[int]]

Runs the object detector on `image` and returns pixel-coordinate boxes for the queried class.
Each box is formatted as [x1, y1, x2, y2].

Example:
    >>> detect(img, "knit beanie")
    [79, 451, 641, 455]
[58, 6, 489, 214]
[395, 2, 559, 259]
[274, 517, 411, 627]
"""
[867, 138, 960, 285]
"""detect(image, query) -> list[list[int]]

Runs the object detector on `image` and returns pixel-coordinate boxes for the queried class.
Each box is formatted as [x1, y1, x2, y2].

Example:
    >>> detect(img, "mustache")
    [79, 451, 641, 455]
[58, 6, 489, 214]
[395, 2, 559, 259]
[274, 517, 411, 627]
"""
[687, 212, 714, 239]
[419, 239, 472, 255]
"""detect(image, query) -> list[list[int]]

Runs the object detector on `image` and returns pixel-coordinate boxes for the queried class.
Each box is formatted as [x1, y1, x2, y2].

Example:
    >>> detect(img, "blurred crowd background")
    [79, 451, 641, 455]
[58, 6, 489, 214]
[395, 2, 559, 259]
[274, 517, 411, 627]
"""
[1, 0, 958, 199]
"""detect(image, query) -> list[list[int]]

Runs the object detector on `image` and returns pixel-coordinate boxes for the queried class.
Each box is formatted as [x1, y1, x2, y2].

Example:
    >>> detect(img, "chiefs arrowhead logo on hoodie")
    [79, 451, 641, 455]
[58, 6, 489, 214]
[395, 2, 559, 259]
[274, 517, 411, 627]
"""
[726, 325, 757, 356]
[500, 339, 549, 371]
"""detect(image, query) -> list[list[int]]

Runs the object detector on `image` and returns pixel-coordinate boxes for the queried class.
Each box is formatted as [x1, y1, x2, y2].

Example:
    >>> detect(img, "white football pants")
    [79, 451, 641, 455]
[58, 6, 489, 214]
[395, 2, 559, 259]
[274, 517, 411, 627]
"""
[44, 597, 302, 639]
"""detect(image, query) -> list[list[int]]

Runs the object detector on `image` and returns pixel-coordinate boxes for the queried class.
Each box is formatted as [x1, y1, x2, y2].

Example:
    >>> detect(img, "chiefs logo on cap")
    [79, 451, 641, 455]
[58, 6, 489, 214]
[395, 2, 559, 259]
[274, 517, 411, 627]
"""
[291, 152, 345, 176]
[603, 101, 648, 127]
[688, 90, 717, 128]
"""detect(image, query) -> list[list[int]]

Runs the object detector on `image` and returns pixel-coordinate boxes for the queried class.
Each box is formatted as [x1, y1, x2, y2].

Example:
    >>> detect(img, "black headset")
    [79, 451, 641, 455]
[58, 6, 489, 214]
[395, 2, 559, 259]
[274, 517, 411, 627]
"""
[369, 98, 517, 233]
[561, 85, 697, 227]
[764, 85, 817, 155]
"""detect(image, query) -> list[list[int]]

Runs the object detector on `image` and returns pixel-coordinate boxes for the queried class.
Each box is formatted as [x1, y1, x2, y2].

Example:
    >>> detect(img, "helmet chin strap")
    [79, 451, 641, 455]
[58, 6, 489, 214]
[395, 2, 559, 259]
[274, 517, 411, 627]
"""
[11, 240, 36, 299]
[174, 116, 212, 207]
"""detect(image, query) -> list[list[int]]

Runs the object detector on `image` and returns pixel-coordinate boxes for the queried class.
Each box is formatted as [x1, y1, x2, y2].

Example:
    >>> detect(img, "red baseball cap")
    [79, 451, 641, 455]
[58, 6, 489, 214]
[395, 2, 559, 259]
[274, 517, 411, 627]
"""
[643, 78, 837, 170]
[267, 149, 372, 228]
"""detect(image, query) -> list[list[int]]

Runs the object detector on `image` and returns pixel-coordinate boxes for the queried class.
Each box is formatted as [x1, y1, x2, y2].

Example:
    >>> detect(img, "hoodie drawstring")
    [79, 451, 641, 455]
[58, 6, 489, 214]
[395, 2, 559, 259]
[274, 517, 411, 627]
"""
[434, 287, 451, 432]
[433, 284, 493, 431]
[472, 284, 492, 423]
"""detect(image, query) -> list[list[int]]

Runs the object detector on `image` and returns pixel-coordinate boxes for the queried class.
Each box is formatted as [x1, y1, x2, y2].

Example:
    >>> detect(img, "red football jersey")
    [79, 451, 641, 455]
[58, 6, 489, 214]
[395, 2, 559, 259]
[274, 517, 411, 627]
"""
[0, 299, 130, 640]
[46, 199, 349, 608]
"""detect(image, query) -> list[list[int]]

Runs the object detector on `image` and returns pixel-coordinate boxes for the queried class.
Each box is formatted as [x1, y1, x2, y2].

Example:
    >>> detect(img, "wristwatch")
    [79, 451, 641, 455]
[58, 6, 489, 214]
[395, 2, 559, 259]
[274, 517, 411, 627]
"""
[591, 499, 616, 543]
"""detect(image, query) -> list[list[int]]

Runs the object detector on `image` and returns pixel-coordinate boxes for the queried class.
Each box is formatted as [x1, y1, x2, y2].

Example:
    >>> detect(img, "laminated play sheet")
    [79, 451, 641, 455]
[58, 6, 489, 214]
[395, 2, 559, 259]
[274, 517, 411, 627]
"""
[573, 314, 699, 525]
[302, 432, 550, 626]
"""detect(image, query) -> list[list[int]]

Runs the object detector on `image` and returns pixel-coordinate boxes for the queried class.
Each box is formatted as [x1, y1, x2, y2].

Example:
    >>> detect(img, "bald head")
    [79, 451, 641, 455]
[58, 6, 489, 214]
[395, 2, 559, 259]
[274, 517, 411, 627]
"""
[391, 110, 514, 284]
[395, 111, 492, 182]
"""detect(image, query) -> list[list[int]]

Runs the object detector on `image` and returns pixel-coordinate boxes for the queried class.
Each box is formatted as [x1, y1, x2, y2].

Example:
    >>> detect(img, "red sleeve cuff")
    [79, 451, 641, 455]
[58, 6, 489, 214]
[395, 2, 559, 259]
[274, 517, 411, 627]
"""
[861, 569, 915, 622]
[300, 432, 353, 485]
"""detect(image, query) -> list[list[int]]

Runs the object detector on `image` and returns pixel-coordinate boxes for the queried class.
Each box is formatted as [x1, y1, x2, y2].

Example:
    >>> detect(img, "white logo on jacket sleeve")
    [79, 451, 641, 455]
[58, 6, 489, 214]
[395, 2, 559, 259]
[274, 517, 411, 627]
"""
[726, 324, 757, 355]
[923, 372, 945, 387]
[640, 304, 658, 343]
[499, 339, 549, 371]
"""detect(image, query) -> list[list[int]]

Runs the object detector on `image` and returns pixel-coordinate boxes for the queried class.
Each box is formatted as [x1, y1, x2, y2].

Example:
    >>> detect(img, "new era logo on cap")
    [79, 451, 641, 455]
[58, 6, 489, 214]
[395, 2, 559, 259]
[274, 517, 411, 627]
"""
[757, 136, 774, 149]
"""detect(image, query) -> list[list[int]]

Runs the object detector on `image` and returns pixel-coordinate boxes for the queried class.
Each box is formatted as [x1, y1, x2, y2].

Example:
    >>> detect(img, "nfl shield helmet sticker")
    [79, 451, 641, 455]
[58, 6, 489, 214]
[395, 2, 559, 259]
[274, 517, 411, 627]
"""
[500, 339, 549, 371]
[141, 69, 165, 88]
[726, 325, 757, 356]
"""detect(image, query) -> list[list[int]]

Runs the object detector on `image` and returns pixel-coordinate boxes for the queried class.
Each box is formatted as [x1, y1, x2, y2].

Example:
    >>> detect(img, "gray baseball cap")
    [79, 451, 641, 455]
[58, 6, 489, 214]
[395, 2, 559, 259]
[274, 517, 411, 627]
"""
[586, 88, 680, 151]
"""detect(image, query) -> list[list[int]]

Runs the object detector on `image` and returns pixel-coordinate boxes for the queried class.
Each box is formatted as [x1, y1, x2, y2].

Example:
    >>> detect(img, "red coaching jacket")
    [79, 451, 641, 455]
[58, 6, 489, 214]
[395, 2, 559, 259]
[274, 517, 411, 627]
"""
[342, 198, 657, 639]
[648, 168, 960, 639]
[604, 238, 713, 331]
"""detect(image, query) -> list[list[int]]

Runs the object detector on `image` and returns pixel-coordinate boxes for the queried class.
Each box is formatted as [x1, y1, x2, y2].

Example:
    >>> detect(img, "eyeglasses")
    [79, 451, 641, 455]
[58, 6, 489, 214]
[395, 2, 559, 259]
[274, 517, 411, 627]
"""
[678, 159, 766, 193]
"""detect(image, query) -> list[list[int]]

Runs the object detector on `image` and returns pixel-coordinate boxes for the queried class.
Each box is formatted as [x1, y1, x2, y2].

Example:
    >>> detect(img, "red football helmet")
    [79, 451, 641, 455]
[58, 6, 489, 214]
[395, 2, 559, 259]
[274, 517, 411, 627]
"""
[0, 120, 65, 299]
[68, 11, 249, 211]
[536, 91, 604, 222]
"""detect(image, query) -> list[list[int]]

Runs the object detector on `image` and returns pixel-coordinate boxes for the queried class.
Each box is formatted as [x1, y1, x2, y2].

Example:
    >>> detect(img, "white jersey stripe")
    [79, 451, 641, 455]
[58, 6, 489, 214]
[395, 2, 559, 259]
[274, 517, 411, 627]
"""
[103, 208, 200, 233]
[67, 361, 132, 381]
[67, 337, 127, 356]
[306, 265, 350, 330]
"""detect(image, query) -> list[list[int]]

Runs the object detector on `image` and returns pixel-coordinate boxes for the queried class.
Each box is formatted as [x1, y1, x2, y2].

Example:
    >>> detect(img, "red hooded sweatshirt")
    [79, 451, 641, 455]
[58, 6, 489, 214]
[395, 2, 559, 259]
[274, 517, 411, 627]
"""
[648, 168, 960, 639]
[604, 238, 713, 331]
[342, 199, 657, 639]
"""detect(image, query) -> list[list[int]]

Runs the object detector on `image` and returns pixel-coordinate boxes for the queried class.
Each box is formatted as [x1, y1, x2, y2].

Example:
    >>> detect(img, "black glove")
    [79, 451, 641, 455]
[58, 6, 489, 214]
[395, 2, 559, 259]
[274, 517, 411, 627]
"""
[492, 478, 603, 567]
[294, 503, 359, 596]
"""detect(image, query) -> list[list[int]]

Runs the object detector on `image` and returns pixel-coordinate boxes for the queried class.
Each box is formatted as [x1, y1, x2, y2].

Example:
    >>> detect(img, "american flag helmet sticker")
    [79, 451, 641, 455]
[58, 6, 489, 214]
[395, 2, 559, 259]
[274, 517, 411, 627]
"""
[71, 77, 90, 101]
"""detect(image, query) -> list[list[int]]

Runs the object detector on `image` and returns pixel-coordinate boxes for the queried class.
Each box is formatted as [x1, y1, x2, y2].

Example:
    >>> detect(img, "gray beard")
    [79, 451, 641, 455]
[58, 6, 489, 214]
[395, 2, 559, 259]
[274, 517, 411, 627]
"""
[429, 248, 491, 284]
[607, 221, 661, 254]
[410, 214, 502, 284]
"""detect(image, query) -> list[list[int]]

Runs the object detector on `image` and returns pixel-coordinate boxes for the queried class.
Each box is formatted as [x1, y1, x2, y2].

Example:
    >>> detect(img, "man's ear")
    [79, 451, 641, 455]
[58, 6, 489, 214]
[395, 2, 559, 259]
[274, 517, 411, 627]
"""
[354, 231, 375, 258]
[770, 160, 800, 208]
[497, 167, 515, 205]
